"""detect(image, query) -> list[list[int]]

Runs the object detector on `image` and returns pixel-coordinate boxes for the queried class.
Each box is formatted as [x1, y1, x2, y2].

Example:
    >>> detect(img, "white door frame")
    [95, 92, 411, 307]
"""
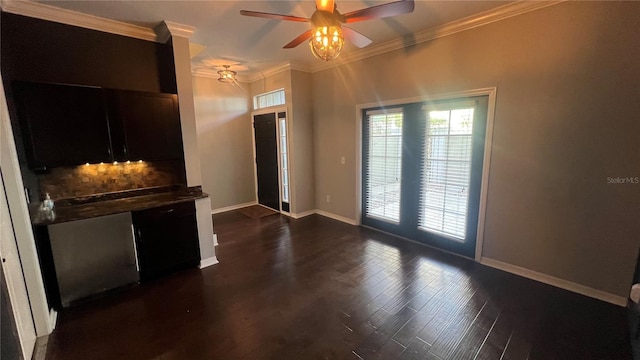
[250, 106, 290, 214]
[355, 87, 497, 261]
[1, 176, 37, 359]
[1, 77, 55, 337]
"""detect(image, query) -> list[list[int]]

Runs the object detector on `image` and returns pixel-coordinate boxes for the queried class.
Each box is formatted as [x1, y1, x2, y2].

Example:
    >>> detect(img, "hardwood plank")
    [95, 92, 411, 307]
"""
[415, 280, 480, 346]
[399, 337, 437, 360]
[427, 289, 488, 358]
[392, 288, 443, 346]
[449, 302, 500, 360]
[39, 212, 633, 360]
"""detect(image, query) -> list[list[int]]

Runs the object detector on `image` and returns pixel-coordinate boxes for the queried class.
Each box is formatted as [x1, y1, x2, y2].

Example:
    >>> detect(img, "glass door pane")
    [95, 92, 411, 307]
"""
[363, 109, 403, 224]
[278, 113, 290, 211]
[419, 106, 474, 241]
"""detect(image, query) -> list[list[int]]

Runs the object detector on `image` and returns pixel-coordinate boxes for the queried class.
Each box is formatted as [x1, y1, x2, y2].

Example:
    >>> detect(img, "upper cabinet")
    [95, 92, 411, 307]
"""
[12, 82, 183, 170]
[107, 90, 183, 162]
[13, 82, 112, 169]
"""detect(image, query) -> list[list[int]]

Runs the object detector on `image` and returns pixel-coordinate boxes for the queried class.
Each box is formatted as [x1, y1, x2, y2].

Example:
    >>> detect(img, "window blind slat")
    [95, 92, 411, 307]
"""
[364, 111, 403, 223]
[418, 106, 474, 240]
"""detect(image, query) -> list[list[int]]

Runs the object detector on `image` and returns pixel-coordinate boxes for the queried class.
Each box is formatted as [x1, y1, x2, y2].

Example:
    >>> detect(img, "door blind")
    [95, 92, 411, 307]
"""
[364, 109, 403, 223]
[418, 105, 475, 240]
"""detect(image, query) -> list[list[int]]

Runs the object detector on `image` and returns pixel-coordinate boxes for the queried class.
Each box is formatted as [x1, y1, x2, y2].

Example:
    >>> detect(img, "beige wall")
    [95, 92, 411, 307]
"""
[250, 70, 291, 103]
[290, 70, 315, 214]
[193, 76, 255, 210]
[312, 2, 640, 297]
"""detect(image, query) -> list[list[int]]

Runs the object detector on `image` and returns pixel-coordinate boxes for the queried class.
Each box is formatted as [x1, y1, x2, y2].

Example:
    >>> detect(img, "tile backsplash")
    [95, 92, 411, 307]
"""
[38, 160, 186, 200]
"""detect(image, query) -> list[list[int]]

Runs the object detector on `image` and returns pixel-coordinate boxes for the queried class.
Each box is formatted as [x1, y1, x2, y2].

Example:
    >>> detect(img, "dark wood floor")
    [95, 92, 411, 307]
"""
[43, 211, 632, 360]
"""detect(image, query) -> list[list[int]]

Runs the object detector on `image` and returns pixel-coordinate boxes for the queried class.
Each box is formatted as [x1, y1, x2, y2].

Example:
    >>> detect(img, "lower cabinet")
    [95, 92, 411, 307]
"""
[34, 201, 201, 309]
[132, 201, 201, 282]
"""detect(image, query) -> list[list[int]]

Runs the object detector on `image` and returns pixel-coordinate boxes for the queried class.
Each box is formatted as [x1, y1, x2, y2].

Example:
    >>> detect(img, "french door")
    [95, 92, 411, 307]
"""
[362, 96, 488, 257]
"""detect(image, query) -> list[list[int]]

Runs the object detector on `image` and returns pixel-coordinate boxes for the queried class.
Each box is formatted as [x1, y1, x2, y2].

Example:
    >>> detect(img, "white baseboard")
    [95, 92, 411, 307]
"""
[290, 210, 316, 219]
[199, 256, 219, 269]
[211, 201, 257, 215]
[314, 210, 358, 225]
[287, 209, 359, 225]
[480, 257, 627, 307]
[48, 309, 57, 332]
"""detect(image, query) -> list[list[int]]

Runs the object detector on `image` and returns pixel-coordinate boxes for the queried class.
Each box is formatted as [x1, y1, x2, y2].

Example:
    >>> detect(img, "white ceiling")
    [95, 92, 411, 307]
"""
[37, 1, 512, 75]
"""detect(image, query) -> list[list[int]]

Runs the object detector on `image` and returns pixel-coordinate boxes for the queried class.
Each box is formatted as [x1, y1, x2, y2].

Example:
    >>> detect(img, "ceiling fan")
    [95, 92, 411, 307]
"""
[240, 0, 415, 61]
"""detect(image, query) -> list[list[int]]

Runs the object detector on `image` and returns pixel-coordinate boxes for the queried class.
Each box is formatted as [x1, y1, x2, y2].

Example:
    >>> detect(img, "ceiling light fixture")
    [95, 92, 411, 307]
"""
[217, 65, 237, 83]
[309, 25, 344, 61]
[241, 0, 415, 61]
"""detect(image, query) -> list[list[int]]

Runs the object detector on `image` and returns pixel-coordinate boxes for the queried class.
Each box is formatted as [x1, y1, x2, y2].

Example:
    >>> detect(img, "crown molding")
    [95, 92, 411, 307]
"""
[312, 0, 565, 73]
[156, 20, 196, 43]
[0, 0, 159, 42]
[288, 61, 313, 74]
[245, 63, 289, 83]
[192, 68, 250, 83]
[192, 60, 312, 84]
[244, 61, 313, 83]
[230, 1, 563, 78]
[3, 0, 564, 79]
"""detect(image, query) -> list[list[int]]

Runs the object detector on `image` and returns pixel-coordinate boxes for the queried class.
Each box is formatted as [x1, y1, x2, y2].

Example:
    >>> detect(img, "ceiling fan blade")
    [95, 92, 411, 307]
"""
[343, 26, 373, 48]
[315, 0, 335, 13]
[343, 0, 415, 23]
[283, 29, 314, 49]
[240, 10, 308, 23]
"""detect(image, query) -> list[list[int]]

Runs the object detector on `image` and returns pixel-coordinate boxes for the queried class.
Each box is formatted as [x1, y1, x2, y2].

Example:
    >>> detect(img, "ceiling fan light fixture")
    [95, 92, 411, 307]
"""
[309, 25, 344, 61]
[217, 65, 237, 83]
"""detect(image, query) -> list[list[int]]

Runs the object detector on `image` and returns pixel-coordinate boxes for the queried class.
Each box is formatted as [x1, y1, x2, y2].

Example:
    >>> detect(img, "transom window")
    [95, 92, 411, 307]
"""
[253, 89, 285, 110]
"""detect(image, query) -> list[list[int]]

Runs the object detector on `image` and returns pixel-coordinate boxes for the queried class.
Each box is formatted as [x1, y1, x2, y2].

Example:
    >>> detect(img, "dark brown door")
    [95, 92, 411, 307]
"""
[254, 113, 280, 211]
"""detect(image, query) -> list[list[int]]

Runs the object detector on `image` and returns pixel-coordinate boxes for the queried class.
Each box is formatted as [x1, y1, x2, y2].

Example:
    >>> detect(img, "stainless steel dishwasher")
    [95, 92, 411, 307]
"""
[48, 212, 139, 306]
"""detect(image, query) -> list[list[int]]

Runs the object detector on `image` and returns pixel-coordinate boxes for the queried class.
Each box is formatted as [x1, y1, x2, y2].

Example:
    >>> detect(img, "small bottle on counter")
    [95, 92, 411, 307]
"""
[42, 193, 54, 211]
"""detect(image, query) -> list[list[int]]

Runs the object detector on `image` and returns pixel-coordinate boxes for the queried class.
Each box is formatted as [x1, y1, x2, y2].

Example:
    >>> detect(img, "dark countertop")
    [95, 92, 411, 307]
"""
[30, 187, 208, 226]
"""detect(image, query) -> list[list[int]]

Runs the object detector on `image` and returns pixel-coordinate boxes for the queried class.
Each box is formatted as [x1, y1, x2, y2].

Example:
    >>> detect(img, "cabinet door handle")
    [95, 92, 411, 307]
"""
[161, 209, 175, 214]
[123, 145, 128, 157]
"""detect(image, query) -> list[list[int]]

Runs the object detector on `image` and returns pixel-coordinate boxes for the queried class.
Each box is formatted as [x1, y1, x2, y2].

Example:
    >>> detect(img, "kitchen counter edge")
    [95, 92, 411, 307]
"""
[30, 191, 209, 226]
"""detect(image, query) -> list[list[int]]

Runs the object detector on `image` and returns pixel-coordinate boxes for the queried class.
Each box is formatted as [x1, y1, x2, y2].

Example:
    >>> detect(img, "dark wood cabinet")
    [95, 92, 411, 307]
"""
[132, 201, 200, 282]
[12, 82, 183, 169]
[107, 90, 183, 162]
[13, 82, 112, 169]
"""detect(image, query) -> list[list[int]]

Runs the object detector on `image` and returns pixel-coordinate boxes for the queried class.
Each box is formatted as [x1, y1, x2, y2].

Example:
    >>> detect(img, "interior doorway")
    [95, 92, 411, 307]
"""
[252, 110, 290, 213]
[253, 113, 279, 211]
